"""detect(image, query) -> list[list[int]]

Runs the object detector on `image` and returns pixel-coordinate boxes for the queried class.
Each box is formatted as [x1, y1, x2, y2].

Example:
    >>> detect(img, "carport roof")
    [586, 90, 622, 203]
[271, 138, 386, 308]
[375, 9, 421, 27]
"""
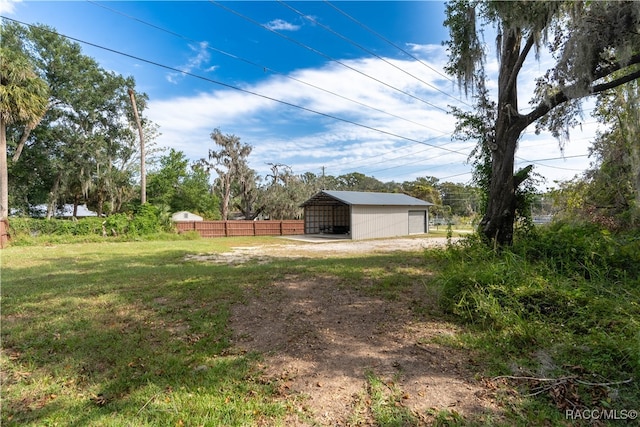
[301, 190, 435, 207]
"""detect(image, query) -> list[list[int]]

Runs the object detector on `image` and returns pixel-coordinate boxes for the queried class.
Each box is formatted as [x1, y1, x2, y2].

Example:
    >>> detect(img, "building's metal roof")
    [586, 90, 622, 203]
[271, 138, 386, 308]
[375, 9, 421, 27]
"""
[301, 190, 434, 207]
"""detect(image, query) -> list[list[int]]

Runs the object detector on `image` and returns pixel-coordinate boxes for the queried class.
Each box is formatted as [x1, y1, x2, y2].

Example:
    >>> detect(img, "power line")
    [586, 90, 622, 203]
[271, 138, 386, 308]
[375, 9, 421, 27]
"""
[86, 0, 444, 134]
[323, 1, 457, 85]
[208, 1, 449, 113]
[277, 0, 468, 110]
[2, 16, 470, 159]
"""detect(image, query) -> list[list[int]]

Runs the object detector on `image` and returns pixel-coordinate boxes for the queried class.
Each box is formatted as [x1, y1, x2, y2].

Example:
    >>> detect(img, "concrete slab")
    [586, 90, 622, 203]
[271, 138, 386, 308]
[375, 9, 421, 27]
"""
[279, 234, 351, 243]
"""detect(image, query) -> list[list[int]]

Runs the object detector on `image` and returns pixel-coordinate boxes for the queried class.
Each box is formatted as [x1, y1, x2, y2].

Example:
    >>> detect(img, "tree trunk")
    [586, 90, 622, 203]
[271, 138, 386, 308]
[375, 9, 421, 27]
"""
[221, 178, 231, 220]
[479, 27, 529, 246]
[47, 173, 62, 219]
[479, 126, 522, 245]
[0, 119, 8, 220]
[73, 194, 79, 218]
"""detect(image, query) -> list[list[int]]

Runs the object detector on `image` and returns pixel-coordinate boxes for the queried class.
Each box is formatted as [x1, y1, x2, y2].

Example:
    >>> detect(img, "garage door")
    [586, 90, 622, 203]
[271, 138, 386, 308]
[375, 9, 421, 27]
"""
[408, 210, 426, 234]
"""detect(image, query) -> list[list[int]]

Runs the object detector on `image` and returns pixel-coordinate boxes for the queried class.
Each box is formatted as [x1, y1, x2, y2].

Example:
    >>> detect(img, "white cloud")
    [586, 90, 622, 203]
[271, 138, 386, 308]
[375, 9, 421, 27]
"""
[166, 41, 213, 84]
[0, 0, 21, 14]
[146, 40, 599, 185]
[147, 44, 473, 182]
[264, 19, 300, 31]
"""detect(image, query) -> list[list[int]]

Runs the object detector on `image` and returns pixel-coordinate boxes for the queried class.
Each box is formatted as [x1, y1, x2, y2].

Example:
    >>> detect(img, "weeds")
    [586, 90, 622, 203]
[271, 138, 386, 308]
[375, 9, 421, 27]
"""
[427, 222, 640, 424]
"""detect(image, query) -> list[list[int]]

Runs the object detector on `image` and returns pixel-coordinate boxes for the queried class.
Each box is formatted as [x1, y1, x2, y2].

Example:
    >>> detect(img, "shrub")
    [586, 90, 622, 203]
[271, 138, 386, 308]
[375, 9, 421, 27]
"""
[428, 222, 639, 400]
[103, 213, 129, 236]
[127, 204, 162, 235]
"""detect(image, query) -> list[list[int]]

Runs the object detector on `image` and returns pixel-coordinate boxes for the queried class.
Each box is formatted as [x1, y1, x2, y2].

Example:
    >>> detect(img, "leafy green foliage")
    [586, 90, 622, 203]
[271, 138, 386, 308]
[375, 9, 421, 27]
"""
[8, 204, 175, 243]
[429, 224, 640, 415]
[10, 217, 99, 236]
[103, 213, 129, 236]
[127, 204, 162, 235]
[3, 21, 152, 217]
[147, 149, 220, 219]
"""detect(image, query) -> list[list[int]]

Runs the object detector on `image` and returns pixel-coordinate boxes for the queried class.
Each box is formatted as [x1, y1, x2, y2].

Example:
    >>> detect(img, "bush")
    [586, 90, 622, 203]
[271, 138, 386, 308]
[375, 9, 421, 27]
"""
[8, 217, 104, 237]
[427, 222, 639, 400]
[520, 221, 640, 280]
[128, 204, 162, 235]
[103, 213, 129, 236]
[8, 204, 179, 244]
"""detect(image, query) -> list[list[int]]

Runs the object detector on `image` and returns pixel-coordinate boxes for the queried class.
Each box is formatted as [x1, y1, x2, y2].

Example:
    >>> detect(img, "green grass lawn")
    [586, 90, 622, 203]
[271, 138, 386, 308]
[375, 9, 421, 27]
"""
[2, 232, 638, 426]
[2, 237, 451, 426]
[1, 238, 295, 426]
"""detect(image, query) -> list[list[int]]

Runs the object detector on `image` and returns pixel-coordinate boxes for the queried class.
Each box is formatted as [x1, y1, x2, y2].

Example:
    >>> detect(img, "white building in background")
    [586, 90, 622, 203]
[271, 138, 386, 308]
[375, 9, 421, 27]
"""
[171, 211, 203, 222]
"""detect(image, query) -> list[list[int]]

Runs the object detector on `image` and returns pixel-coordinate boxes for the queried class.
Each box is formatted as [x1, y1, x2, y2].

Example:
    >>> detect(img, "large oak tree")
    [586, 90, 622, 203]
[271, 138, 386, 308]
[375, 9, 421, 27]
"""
[2, 21, 152, 217]
[444, 1, 640, 245]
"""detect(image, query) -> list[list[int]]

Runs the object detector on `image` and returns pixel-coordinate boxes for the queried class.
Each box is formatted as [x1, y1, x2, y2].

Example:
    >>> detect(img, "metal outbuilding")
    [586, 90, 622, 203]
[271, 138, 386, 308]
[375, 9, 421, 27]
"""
[300, 190, 434, 240]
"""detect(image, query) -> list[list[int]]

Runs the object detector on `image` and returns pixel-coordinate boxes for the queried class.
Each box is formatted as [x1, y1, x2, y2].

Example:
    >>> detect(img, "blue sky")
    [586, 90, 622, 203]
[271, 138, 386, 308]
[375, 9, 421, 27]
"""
[2, 0, 596, 187]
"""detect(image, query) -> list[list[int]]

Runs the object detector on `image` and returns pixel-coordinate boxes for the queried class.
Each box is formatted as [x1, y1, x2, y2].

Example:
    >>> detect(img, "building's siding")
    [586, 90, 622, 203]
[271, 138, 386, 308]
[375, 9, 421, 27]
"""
[351, 205, 411, 240]
[408, 210, 427, 234]
[172, 211, 203, 222]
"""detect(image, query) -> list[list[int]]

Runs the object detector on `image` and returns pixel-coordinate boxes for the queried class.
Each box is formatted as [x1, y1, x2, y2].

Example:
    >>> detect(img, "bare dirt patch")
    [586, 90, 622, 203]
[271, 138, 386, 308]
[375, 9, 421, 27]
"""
[221, 237, 501, 425]
[184, 237, 458, 265]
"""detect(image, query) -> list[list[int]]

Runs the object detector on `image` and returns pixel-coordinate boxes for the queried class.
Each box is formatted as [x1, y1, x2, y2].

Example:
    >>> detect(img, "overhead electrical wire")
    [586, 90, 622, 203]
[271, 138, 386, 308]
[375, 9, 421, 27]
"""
[208, 1, 450, 113]
[86, 0, 445, 134]
[86, 0, 464, 172]
[364, 146, 476, 176]
[323, 0, 456, 85]
[1, 16, 470, 161]
[276, 0, 470, 110]
[329, 138, 469, 176]
[6, 4, 596, 183]
[87, 2, 596, 179]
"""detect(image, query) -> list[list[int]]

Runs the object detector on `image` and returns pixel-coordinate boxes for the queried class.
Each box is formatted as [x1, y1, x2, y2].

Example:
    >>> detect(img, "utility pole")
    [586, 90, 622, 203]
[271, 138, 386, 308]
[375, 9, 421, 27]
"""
[128, 88, 146, 204]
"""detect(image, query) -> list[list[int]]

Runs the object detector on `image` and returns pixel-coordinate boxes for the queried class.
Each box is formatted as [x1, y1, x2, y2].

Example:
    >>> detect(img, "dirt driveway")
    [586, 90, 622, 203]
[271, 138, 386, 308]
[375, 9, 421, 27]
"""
[185, 236, 459, 265]
[197, 236, 500, 425]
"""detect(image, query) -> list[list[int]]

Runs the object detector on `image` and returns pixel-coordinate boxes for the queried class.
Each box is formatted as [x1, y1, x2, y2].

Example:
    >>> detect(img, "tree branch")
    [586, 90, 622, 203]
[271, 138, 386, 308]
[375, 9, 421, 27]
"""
[591, 67, 640, 95]
[526, 62, 640, 126]
[593, 52, 640, 81]
[505, 33, 535, 102]
[11, 123, 35, 162]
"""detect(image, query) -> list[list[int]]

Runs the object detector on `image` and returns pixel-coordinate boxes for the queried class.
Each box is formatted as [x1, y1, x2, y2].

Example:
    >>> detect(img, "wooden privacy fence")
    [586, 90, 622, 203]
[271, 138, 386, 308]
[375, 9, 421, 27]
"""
[175, 220, 304, 238]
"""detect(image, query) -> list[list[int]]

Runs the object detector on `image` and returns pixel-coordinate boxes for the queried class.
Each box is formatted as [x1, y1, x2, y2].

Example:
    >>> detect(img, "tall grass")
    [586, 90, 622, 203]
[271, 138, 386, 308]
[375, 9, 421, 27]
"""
[428, 222, 640, 423]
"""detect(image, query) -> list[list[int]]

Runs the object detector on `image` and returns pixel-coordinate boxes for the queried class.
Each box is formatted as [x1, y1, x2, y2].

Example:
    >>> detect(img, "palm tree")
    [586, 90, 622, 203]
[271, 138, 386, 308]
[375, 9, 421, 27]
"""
[0, 46, 49, 220]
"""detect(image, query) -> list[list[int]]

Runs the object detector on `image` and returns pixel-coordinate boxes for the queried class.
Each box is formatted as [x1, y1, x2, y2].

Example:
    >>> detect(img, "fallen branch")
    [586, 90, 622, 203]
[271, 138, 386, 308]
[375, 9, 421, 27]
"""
[492, 375, 633, 388]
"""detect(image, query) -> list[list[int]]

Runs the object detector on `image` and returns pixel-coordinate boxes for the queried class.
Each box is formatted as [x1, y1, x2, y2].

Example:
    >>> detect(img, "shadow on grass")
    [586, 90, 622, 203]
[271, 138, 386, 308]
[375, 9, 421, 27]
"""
[2, 248, 287, 426]
[2, 245, 496, 425]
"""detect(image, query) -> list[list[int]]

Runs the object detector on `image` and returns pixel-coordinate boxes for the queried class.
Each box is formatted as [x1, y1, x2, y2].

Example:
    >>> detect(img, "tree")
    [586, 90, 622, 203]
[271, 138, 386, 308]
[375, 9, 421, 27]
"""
[3, 22, 151, 218]
[555, 77, 640, 229]
[402, 177, 442, 203]
[147, 148, 189, 209]
[147, 149, 220, 219]
[174, 164, 220, 220]
[444, 1, 640, 245]
[202, 129, 252, 220]
[232, 162, 260, 219]
[0, 32, 49, 220]
[335, 172, 387, 192]
[258, 163, 309, 220]
[589, 76, 640, 227]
